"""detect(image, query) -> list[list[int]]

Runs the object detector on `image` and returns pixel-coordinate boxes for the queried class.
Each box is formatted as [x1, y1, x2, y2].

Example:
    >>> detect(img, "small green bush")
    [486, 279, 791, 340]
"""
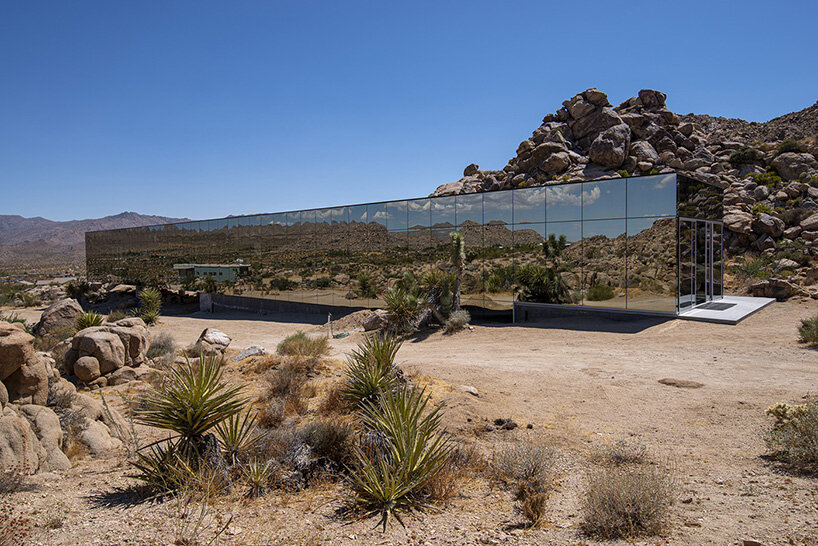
[747, 168, 782, 187]
[383, 287, 419, 332]
[299, 418, 355, 468]
[357, 273, 378, 299]
[75, 311, 103, 331]
[732, 255, 773, 280]
[276, 331, 329, 357]
[586, 284, 615, 301]
[616, 169, 630, 178]
[105, 310, 128, 322]
[799, 315, 818, 346]
[269, 276, 296, 291]
[341, 334, 402, 408]
[752, 203, 774, 214]
[777, 139, 803, 154]
[729, 146, 762, 164]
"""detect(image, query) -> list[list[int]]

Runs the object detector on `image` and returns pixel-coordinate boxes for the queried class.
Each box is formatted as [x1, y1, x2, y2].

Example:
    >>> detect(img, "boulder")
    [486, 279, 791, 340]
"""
[5, 354, 48, 406]
[750, 278, 800, 300]
[78, 419, 122, 456]
[100, 318, 150, 367]
[589, 124, 630, 169]
[771, 152, 818, 181]
[723, 212, 754, 236]
[48, 378, 76, 408]
[363, 309, 391, 331]
[0, 381, 7, 408]
[0, 321, 34, 381]
[571, 107, 622, 140]
[563, 94, 596, 119]
[72, 329, 126, 375]
[582, 88, 610, 107]
[801, 213, 818, 231]
[463, 163, 479, 176]
[752, 213, 785, 237]
[629, 140, 660, 164]
[73, 356, 101, 382]
[18, 405, 70, 471]
[231, 345, 267, 362]
[752, 234, 776, 251]
[189, 328, 231, 357]
[108, 366, 138, 385]
[638, 89, 667, 108]
[0, 409, 46, 471]
[34, 298, 83, 337]
[539, 151, 572, 175]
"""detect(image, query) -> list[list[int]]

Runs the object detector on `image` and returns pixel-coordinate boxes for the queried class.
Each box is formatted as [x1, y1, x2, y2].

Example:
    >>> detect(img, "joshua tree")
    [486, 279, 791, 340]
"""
[449, 231, 465, 311]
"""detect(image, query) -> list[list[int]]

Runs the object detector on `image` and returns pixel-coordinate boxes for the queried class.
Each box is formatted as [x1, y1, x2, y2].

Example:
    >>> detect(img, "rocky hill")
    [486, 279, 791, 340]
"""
[431, 89, 818, 298]
[0, 212, 188, 278]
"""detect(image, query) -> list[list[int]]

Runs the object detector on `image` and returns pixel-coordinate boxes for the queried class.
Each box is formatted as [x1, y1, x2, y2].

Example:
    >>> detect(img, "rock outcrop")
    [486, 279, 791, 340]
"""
[33, 298, 84, 337]
[64, 317, 151, 387]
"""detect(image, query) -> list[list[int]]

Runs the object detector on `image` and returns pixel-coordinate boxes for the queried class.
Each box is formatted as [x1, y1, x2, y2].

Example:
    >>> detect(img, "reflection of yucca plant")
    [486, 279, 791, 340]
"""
[348, 386, 453, 530]
[516, 264, 571, 304]
[76, 311, 104, 331]
[341, 334, 402, 408]
[135, 355, 245, 458]
[357, 272, 378, 299]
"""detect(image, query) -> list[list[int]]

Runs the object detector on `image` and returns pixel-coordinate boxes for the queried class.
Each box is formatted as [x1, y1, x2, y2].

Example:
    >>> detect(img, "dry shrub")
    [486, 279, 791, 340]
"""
[422, 443, 483, 503]
[581, 464, 677, 539]
[257, 399, 286, 429]
[494, 441, 559, 527]
[276, 331, 329, 357]
[283, 394, 307, 416]
[250, 428, 298, 462]
[765, 400, 818, 473]
[58, 409, 88, 462]
[318, 382, 350, 415]
[146, 331, 177, 367]
[444, 309, 470, 334]
[593, 438, 647, 467]
[298, 418, 355, 468]
[33, 326, 74, 352]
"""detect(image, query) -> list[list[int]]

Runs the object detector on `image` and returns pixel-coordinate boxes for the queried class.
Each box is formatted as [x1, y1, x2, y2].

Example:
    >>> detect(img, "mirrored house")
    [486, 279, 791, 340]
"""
[86, 173, 724, 317]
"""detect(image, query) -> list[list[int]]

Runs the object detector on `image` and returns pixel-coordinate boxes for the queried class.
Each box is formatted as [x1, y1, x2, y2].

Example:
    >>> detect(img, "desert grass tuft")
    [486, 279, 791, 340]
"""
[276, 331, 329, 357]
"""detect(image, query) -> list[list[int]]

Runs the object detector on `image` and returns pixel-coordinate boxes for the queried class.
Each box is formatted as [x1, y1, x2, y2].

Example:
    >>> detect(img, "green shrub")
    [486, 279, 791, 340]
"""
[357, 272, 378, 299]
[138, 287, 162, 313]
[798, 315, 818, 346]
[586, 284, 615, 301]
[269, 276, 296, 291]
[75, 311, 103, 331]
[747, 168, 782, 187]
[616, 169, 630, 178]
[764, 401, 818, 473]
[105, 310, 128, 322]
[299, 418, 355, 467]
[276, 331, 329, 357]
[516, 264, 571, 304]
[17, 292, 41, 307]
[777, 139, 803, 154]
[581, 464, 677, 539]
[314, 276, 332, 288]
[65, 281, 91, 300]
[214, 412, 259, 466]
[347, 386, 452, 530]
[752, 203, 774, 214]
[732, 255, 773, 280]
[242, 460, 276, 497]
[729, 146, 762, 164]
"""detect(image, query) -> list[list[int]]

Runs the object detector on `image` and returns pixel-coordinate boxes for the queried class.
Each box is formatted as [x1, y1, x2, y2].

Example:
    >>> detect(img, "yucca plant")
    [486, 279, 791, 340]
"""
[135, 354, 246, 458]
[138, 287, 162, 313]
[75, 311, 104, 331]
[383, 287, 419, 333]
[131, 440, 195, 493]
[341, 334, 402, 408]
[242, 460, 276, 497]
[139, 307, 160, 326]
[347, 386, 453, 530]
[215, 412, 259, 466]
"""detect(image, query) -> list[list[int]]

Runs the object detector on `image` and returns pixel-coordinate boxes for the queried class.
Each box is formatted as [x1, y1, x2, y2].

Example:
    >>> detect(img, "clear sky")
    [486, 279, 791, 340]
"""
[1, 1, 816, 222]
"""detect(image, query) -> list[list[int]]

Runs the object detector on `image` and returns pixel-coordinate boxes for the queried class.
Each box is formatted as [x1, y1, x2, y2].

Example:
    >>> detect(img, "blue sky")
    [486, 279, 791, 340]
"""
[1, 1, 816, 222]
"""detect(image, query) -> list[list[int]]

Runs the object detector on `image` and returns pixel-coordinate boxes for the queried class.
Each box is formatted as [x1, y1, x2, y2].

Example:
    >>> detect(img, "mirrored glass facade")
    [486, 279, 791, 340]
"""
[86, 173, 723, 316]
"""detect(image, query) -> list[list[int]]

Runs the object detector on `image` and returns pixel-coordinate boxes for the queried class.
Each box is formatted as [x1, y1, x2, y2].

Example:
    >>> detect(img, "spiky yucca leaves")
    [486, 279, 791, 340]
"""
[383, 287, 419, 333]
[131, 440, 196, 493]
[138, 287, 162, 312]
[348, 386, 453, 530]
[341, 334, 402, 408]
[135, 355, 246, 458]
[75, 311, 104, 331]
[242, 460, 276, 497]
[215, 412, 259, 466]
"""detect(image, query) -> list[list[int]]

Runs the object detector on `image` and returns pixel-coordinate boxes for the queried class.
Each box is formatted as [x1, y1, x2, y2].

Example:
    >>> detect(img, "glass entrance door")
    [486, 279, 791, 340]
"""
[678, 219, 722, 312]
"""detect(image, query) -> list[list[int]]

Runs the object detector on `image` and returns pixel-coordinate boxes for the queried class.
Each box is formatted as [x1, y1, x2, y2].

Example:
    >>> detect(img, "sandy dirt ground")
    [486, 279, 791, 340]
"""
[4, 298, 818, 545]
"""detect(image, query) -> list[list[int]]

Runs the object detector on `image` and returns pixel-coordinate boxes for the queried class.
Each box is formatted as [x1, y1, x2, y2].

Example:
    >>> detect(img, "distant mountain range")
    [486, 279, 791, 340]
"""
[0, 212, 188, 277]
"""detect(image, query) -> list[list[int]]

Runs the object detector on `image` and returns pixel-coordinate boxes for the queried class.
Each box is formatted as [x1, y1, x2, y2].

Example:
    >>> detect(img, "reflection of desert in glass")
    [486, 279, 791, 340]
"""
[86, 173, 722, 315]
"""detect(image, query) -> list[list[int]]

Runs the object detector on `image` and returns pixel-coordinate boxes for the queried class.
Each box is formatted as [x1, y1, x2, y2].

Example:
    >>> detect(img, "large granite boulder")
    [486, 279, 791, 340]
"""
[4, 356, 49, 406]
[771, 152, 818, 181]
[18, 404, 70, 471]
[72, 329, 126, 375]
[188, 328, 231, 357]
[0, 409, 46, 471]
[589, 124, 630, 169]
[0, 321, 34, 381]
[34, 298, 83, 337]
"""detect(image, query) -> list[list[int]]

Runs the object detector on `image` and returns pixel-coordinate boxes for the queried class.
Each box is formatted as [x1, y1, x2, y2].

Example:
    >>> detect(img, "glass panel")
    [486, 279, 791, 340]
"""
[677, 174, 724, 220]
[678, 220, 694, 311]
[482, 223, 512, 308]
[626, 217, 676, 312]
[367, 203, 388, 228]
[545, 222, 582, 304]
[695, 222, 708, 304]
[581, 219, 626, 308]
[456, 193, 483, 227]
[627, 174, 676, 218]
[546, 183, 582, 222]
[386, 201, 408, 231]
[330, 206, 349, 226]
[483, 190, 512, 226]
[513, 186, 546, 224]
[431, 196, 456, 229]
[583, 179, 625, 221]
[315, 208, 332, 232]
[349, 204, 367, 225]
[408, 198, 430, 230]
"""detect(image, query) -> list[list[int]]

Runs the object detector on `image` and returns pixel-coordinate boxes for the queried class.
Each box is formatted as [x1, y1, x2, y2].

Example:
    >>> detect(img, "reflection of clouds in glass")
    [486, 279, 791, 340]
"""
[548, 186, 583, 206]
[653, 174, 673, 189]
[514, 188, 545, 209]
[582, 186, 601, 205]
[408, 200, 430, 212]
[372, 211, 387, 220]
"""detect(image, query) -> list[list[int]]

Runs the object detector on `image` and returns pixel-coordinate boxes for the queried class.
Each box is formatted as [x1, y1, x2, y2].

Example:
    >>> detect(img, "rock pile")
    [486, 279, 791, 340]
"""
[34, 298, 84, 337]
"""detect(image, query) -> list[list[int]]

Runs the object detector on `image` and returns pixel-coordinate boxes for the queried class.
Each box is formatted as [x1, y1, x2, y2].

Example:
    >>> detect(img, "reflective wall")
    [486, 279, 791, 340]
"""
[87, 173, 718, 314]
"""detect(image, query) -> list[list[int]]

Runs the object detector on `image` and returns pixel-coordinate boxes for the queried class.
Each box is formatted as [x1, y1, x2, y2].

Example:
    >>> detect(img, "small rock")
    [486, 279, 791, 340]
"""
[658, 378, 704, 389]
[231, 345, 266, 362]
[459, 385, 479, 397]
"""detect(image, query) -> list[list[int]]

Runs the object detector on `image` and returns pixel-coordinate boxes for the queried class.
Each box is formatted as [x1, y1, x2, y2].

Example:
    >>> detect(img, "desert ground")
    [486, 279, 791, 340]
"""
[4, 298, 818, 545]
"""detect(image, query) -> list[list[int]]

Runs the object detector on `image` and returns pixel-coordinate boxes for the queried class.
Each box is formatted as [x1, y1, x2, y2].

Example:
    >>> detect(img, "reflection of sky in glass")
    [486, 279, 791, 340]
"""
[432, 196, 456, 227]
[583, 180, 625, 220]
[315, 209, 332, 224]
[331, 207, 349, 225]
[408, 199, 430, 229]
[583, 219, 626, 240]
[513, 187, 545, 223]
[627, 174, 676, 218]
[547, 185, 581, 222]
[368, 204, 387, 225]
[547, 221, 582, 243]
[386, 201, 407, 230]
[456, 194, 483, 225]
[350, 205, 367, 223]
[484, 192, 512, 224]
[626, 216, 666, 237]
